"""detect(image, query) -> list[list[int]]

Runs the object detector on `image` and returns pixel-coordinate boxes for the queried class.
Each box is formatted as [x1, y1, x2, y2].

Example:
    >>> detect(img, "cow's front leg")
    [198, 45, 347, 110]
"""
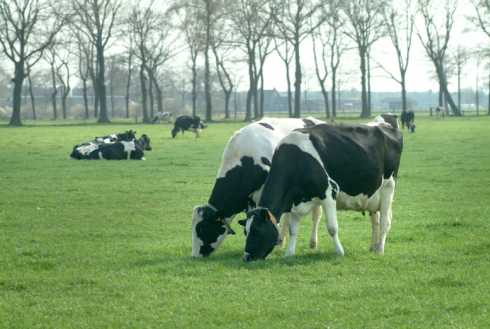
[284, 213, 300, 257]
[309, 205, 322, 249]
[369, 212, 380, 252]
[277, 213, 290, 249]
[322, 198, 344, 256]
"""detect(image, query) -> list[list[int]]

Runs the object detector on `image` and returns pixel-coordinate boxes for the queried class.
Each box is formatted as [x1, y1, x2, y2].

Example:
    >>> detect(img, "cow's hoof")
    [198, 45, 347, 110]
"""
[309, 240, 318, 249]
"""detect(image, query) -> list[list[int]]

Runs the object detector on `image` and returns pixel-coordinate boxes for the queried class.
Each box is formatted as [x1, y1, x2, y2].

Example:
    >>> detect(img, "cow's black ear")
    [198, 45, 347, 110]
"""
[238, 219, 247, 227]
[259, 208, 270, 221]
[216, 210, 225, 220]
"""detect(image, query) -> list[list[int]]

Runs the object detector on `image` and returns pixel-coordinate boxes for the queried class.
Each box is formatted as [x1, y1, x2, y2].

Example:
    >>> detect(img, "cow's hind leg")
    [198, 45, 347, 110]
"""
[309, 205, 322, 249]
[369, 212, 380, 252]
[376, 177, 395, 255]
[284, 213, 301, 257]
[322, 197, 344, 256]
[277, 213, 289, 249]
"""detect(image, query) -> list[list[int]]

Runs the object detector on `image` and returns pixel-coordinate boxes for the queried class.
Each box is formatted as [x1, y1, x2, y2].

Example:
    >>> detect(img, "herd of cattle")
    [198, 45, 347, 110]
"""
[68, 114, 208, 160]
[67, 108, 433, 260]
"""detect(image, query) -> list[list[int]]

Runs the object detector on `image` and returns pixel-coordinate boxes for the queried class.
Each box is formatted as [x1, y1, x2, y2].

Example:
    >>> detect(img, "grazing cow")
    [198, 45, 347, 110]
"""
[401, 110, 415, 133]
[172, 116, 205, 138]
[372, 113, 399, 130]
[83, 134, 152, 160]
[191, 117, 326, 258]
[239, 122, 403, 261]
[436, 107, 445, 119]
[152, 112, 173, 124]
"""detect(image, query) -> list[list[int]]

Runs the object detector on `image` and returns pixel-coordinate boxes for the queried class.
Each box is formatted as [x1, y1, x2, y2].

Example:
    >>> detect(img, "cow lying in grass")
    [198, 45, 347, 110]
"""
[83, 134, 152, 160]
[69, 130, 137, 160]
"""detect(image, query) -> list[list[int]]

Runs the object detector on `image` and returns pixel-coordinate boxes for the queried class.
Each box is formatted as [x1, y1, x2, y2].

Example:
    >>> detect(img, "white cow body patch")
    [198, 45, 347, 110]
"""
[121, 140, 136, 160]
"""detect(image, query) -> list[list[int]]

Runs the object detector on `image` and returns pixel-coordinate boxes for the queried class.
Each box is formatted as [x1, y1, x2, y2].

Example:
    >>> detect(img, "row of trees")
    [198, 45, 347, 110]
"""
[1, 0, 489, 126]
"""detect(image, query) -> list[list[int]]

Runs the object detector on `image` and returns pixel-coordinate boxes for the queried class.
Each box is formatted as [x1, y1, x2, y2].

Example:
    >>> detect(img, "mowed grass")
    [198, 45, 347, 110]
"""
[0, 116, 489, 328]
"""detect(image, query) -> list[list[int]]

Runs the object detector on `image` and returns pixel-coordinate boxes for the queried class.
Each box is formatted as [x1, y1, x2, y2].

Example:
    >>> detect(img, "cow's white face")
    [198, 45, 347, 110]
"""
[191, 206, 230, 258]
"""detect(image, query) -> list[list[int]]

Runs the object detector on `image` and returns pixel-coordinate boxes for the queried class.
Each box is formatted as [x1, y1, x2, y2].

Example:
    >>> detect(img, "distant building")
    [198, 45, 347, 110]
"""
[381, 97, 418, 110]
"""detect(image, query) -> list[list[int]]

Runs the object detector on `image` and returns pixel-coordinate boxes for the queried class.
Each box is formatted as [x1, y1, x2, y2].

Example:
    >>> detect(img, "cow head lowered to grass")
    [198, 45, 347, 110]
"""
[191, 117, 327, 258]
[239, 122, 403, 261]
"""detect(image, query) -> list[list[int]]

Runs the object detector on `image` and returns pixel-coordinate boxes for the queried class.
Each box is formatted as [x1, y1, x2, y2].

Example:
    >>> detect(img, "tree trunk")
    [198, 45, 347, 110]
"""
[359, 48, 369, 118]
[192, 60, 197, 117]
[224, 90, 231, 119]
[331, 69, 337, 117]
[436, 64, 462, 116]
[51, 65, 58, 120]
[204, 0, 212, 122]
[139, 64, 150, 123]
[259, 74, 265, 118]
[9, 61, 25, 126]
[285, 62, 293, 118]
[125, 53, 132, 119]
[148, 75, 154, 119]
[244, 50, 254, 122]
[28, 73, 36, 120]
[82, 78, 89, 119]
[96, 43, 110, 124]
[401, 71, 407, 111]
[293, 38, 302, 118]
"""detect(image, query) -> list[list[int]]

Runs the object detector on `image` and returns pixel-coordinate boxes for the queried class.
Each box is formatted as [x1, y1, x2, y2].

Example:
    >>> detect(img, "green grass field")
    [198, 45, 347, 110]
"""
[1, 116, 489, 328]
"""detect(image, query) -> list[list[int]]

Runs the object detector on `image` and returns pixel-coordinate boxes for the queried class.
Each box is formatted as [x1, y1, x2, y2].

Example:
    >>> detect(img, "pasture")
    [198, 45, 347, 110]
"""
[0, 116, 489, 328]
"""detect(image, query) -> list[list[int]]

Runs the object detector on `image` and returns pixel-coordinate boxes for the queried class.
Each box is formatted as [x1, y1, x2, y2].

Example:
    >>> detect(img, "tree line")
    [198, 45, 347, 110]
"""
[1, 0, 489, 126]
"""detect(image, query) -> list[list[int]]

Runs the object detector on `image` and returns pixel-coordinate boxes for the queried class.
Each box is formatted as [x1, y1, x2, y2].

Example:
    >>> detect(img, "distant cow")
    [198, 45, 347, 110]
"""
[83, 134, 152, 160]
[172, 116, 205, 138]
[239, 122, 403, 261]
[436, 107, 445, 119]
[401, 110, 415, 133]
[152, 112, 173, 124]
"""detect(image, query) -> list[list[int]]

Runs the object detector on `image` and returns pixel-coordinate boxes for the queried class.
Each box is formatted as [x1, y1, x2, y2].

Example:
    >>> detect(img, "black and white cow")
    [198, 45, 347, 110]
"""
[83, 134, 152, 160]
[373, 113, 399, 130]
[191, 117, 326, 258]
[68, 130, 137, 160]
[239, 122, 403, 261]
[401, 110, 415, 133]
[436, 107, 445, 119]
[172, 116, 206, 138]
[152, 112, 173, 124]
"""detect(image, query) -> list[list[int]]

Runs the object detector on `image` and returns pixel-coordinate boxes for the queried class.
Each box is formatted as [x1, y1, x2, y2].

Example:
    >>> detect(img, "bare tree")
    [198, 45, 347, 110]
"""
[377, 0, 417, 112]
[468, 0, 490, 115]
[56, 54, 71, 119]
[70, 0, 123, 123]
[211, 17, 238, 119]
[324, 0, 349, 118]
[452, 45, 469, 112]
[273, 38, 294, 117]
[342, 0, 386, 118]
[272, 0, 325, 118]
[312, 31, 330, 118]
[227, 0, 273, 121]
[417, 0, 462, 116]
[127, 0, 161, 123]
[0, 0, 65, 126]
[178, 2, 205, 116]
